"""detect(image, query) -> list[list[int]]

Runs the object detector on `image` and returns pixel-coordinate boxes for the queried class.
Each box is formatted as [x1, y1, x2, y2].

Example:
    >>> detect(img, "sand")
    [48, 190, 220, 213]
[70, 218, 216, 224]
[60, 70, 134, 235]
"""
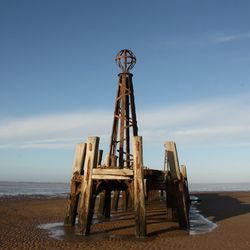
[0, 192, 250, 250]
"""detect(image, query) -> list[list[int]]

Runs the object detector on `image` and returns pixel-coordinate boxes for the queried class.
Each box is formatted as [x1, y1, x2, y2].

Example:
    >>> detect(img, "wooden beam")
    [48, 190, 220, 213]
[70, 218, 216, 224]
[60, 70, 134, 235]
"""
[64, 143, 86, 226]
[92, 168, 133, 176]
[78, 137, 99, 235]
[133, 136, 146, 238]
[92, 168, 133, 180]
[92, 175, 132, 180]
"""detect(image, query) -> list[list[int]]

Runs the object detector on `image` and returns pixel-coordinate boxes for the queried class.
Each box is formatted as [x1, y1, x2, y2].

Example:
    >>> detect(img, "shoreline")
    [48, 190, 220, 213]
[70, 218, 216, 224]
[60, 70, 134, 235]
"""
[1, 189, 250, 199]
[1, 191, 250, 249]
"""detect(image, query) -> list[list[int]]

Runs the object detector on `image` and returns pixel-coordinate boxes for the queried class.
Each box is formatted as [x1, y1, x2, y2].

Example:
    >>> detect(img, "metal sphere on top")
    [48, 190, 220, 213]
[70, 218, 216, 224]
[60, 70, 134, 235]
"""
[115, 49, 136, 73]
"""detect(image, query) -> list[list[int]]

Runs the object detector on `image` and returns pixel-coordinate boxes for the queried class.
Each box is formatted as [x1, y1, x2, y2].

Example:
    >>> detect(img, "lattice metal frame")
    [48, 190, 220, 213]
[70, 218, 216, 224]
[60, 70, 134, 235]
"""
[108, 49, 138, 168]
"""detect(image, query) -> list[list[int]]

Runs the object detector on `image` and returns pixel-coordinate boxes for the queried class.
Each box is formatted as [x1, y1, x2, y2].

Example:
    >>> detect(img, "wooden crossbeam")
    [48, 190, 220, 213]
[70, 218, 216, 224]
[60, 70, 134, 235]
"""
[92, 168, 133, 180]
[92, 175, 131, 180]
[93, 168, 133, 175]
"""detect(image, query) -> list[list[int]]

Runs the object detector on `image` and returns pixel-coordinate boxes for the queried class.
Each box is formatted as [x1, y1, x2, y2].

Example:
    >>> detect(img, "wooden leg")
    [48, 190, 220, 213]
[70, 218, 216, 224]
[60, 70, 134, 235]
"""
[126, 181, 134, 209]
[103, 189, 111, 218]
[112, 190, 120, 211]
[64, 143, 86, 226]
[64, 192, 80, 226]
[97, 191, 105, 217]
[78, 137, 99, 235]
[122, 190, 129, 210]
[133, 136, 146, 238]
[175, 182, 189, 229]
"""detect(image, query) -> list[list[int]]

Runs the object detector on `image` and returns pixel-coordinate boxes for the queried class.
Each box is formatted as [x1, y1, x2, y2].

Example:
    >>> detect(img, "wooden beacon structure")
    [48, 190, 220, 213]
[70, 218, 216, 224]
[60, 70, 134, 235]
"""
[64, 49, 190, 238]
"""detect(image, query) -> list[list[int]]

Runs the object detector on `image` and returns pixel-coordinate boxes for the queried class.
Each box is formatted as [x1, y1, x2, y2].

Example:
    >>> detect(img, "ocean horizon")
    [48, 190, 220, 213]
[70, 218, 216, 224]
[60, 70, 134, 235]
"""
[1, 181, 250, 198]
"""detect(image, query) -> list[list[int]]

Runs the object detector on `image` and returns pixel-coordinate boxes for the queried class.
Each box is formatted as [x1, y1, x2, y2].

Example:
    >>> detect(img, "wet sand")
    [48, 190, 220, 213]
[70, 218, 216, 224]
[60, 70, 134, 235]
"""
[0, 192, 250, 250]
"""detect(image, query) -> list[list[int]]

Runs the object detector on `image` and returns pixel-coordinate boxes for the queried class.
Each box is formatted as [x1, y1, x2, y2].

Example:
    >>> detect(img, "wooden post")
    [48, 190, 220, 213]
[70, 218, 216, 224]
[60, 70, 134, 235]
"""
[166, 193, 175, 220]
[97, 191, 105, 217]
[122, 190, 128, 210]
[97, 149, 103, 166]
[104, 154, 110, 167]
[133, 136, 146, 238]
[103, 189, 111, 218]
[111, 155, 120, 211]
[78, 137, 99, 235]
[181, 164, 190, 210]
[64, 143, 86, 226]
[165, 141, 181, 181]
[112, 190, 120, 210]
[175, 181, 189, 229]
[126, 181, 134, 209]
[165, 141, 189, 229]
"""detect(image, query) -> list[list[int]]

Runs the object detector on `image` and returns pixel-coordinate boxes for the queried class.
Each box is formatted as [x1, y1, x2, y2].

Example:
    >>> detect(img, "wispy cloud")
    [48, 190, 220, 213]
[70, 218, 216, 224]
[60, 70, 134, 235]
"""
[0, 111, 112, 139]
[173, 126, 250, 140]
[211, 32, 250, 44]
[147, 31, 250, 50]
[0, 94, 250, 149]
[0, 110, 113, 149]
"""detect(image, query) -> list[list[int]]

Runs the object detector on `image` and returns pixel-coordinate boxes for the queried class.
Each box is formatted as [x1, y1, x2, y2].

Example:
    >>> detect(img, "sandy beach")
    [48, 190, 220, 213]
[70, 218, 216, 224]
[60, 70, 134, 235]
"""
[0, 192, 250, 250]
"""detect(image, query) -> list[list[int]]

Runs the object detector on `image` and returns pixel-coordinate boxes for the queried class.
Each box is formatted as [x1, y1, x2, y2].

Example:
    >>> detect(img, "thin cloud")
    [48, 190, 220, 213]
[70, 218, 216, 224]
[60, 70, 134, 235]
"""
[0, 111, 112, 140]
[211, 32, 250, 44]
[0, 94, 250, 149]
[173, 126, 250, 139]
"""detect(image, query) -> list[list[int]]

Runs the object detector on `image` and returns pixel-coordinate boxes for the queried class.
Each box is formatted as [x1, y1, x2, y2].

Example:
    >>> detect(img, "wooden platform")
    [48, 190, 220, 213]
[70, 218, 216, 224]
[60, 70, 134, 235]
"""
[64, 137, 190, 237]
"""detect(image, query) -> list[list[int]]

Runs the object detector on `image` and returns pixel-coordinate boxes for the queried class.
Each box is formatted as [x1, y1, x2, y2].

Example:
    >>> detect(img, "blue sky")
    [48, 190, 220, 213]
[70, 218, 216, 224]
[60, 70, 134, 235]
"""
[0, 0, 250, 183]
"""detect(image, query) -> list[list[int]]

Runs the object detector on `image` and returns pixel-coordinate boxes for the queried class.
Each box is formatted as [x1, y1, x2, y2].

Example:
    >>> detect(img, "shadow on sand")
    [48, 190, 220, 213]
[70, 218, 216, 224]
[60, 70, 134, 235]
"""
[196, 192, 250, 223]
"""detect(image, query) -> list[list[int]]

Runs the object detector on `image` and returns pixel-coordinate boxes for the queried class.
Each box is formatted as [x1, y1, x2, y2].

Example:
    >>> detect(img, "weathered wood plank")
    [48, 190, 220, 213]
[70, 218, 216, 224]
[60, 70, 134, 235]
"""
[92, 175, 132, 180]
[92, 168, 133, 176]
[133, 136, 146, 238]
[78, 137, 100, 235]
[64, 143, 86, 226]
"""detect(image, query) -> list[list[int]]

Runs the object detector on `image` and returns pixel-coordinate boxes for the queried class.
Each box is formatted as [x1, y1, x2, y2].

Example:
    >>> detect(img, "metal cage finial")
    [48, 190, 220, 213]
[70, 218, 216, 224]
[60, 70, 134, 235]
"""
[115, 49, 136, 73]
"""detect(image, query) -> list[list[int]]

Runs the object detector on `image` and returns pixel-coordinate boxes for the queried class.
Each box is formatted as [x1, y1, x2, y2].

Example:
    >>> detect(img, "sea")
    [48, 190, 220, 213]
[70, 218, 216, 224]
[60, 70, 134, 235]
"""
[0, 181, 250, 198]
[0, 181, 69, 198]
